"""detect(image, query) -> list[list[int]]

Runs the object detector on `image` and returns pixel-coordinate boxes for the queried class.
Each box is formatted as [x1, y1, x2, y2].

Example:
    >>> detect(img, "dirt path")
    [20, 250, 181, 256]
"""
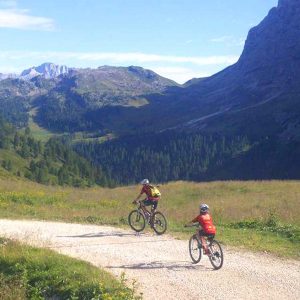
[0, 219, 299, 300]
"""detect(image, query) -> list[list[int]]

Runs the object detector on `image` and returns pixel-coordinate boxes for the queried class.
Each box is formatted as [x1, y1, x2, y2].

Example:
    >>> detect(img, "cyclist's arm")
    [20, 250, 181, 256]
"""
[184, 216, 200, 227]
[133, 189, 145, 202]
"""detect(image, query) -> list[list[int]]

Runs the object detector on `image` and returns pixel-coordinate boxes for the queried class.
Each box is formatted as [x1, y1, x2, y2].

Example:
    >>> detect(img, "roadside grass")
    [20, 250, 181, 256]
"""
[0, 178, 299, 258]
[0, 237, 141, 300]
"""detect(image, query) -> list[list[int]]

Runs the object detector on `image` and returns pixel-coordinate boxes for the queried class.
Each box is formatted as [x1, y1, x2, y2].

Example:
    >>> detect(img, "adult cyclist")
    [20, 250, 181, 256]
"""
[133, 179, 160, 215]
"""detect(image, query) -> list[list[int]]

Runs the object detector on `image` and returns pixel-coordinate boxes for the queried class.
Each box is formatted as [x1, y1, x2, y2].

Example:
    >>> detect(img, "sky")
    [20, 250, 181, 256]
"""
[0, 0, 278, 83]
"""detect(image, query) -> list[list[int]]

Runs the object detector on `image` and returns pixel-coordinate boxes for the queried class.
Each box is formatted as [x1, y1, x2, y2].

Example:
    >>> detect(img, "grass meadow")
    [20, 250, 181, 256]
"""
[0, 237, 140, 300]
[0, 177, 299, 259]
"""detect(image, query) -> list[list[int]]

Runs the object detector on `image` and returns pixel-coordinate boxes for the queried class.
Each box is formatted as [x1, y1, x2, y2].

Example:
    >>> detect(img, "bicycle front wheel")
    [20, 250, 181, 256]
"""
[208, 239, 224, 270]
[128, 210, 145, 232]
[189, 234, 202, 263]
[152, 211, 167, 235]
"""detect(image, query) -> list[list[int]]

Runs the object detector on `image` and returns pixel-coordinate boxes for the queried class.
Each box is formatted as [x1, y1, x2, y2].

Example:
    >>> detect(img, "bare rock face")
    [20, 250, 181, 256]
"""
[236, 0, 300, 85]
[182, 0, 300, 99]
[20, 63, 69, 80]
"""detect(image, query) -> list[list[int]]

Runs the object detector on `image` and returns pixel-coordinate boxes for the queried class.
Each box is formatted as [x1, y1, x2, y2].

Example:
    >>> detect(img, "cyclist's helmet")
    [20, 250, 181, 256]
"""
[200, 203, 209, 214]
[140, 179, 149, 185]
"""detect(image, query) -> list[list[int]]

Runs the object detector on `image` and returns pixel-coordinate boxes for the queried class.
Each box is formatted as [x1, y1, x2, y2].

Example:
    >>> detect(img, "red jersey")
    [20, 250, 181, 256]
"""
[140, 185, 160, 201]
[192, 213, 216, 234]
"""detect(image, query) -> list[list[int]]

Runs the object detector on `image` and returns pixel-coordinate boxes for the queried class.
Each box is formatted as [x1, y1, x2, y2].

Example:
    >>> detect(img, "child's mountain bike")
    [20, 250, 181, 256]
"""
[186, 223, 224, 270]
[128, 200, 167, 235]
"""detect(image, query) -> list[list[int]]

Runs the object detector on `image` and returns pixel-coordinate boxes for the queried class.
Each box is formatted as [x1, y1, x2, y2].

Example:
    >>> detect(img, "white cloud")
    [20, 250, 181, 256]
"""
[210, 35, 245, 47]
[150, 66, 210, 84]
[0, 8, 55, 30]
[0, 51, 239, 66]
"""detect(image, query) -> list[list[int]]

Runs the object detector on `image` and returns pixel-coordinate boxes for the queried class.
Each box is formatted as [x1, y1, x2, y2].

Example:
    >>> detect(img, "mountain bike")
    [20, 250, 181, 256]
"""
[186, 223, 224, 270]
[128, 200, 167, 235]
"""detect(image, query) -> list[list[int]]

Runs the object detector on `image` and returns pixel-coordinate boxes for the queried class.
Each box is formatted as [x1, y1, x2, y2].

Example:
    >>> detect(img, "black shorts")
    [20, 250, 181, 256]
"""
[199, 230, 215, 240]
[142, 199, 158, 210]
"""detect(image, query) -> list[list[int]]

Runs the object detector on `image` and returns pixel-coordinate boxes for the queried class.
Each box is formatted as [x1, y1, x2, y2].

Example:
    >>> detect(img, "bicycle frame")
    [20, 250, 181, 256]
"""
[129, 200, 167, 235]
[187, 223, 211, 248]
[137, 201, 153, 219]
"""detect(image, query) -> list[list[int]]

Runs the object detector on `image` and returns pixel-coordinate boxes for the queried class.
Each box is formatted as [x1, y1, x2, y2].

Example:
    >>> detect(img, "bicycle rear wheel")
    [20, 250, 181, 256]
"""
[152, 211, 167, 235]
[128, 210, 145, 232]
[189, 234, 202, 263]
[208, 239, 224, 270]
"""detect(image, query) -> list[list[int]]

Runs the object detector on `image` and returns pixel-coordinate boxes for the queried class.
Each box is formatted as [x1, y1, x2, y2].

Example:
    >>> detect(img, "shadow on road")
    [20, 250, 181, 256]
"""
[57, 231, 141, 238]
[106, 260, 210, 271]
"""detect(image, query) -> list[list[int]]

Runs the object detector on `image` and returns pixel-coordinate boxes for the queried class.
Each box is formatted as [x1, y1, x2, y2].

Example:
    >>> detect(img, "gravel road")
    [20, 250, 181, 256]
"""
[0, 219, 299, 300]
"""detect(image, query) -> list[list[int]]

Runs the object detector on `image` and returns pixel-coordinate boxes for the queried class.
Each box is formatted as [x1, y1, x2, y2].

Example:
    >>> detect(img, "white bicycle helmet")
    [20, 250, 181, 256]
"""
[200, 203, 209, 214]
[140, 179, 149, 185]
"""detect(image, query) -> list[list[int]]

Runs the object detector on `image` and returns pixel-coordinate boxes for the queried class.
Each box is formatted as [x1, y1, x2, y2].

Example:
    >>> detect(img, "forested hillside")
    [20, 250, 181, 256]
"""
[0, 117, 111, 187]
[74, 131, 250, 184]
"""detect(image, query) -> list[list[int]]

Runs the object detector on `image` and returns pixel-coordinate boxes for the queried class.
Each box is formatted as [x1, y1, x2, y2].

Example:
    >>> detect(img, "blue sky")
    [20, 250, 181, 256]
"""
[0, 0, 278, 83]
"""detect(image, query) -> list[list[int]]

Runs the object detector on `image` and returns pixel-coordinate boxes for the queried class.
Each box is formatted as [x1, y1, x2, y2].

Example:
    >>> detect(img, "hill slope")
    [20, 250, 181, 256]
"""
[0, 117, 109, 186]
[0, 65, 178, 132]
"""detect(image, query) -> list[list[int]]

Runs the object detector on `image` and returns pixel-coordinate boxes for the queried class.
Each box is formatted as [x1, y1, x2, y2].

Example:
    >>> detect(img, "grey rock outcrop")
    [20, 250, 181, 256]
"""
[235, 0, 300, 85]
[20, 63, 69, 80]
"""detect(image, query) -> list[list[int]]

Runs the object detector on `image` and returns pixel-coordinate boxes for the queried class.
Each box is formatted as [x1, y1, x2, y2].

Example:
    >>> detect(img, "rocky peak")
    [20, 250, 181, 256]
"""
[234, 0, 300, 85]
[20, 63, 69, 80]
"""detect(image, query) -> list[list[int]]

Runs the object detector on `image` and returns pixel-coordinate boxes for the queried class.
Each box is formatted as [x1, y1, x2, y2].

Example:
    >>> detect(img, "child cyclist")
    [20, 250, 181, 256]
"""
[185, 204, 216, 255]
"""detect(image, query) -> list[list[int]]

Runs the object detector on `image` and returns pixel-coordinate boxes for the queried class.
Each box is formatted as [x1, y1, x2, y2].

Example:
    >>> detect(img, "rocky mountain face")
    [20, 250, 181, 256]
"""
[234, 0, 300, 87]
[20, 63, 69, 80]
[115, 0, 300, 140]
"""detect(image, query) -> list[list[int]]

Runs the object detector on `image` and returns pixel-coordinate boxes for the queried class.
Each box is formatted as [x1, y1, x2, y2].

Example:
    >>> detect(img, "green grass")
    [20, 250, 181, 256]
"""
[0, 149, 28, 174]
[0, 237, 141, 300]
[28, 109, 56, 142]
[0, 179, 299, 259]
[71, 133, 116, 145]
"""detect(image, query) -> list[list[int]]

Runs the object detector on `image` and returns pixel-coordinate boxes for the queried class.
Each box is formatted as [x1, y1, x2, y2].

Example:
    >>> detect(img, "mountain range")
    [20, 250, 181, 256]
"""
[0, 0, 299, 183]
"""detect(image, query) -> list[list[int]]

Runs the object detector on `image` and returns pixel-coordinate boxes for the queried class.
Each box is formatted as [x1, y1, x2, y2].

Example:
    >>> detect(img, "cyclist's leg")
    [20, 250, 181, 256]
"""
[149, 200, 158, 226]
[198, 230, 209, 254]
[151, 200, 158, 213]
[142, 199, 152, 213]
[142, 198, 152, 207]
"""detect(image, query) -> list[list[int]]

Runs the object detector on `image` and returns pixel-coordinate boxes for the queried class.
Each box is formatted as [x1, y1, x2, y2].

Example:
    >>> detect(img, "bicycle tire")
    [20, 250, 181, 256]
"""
[128, 210, 146, 232]
[189, 234, 202, 263]
[152, 211, 167, 235]
[208, 239, 224, 270]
